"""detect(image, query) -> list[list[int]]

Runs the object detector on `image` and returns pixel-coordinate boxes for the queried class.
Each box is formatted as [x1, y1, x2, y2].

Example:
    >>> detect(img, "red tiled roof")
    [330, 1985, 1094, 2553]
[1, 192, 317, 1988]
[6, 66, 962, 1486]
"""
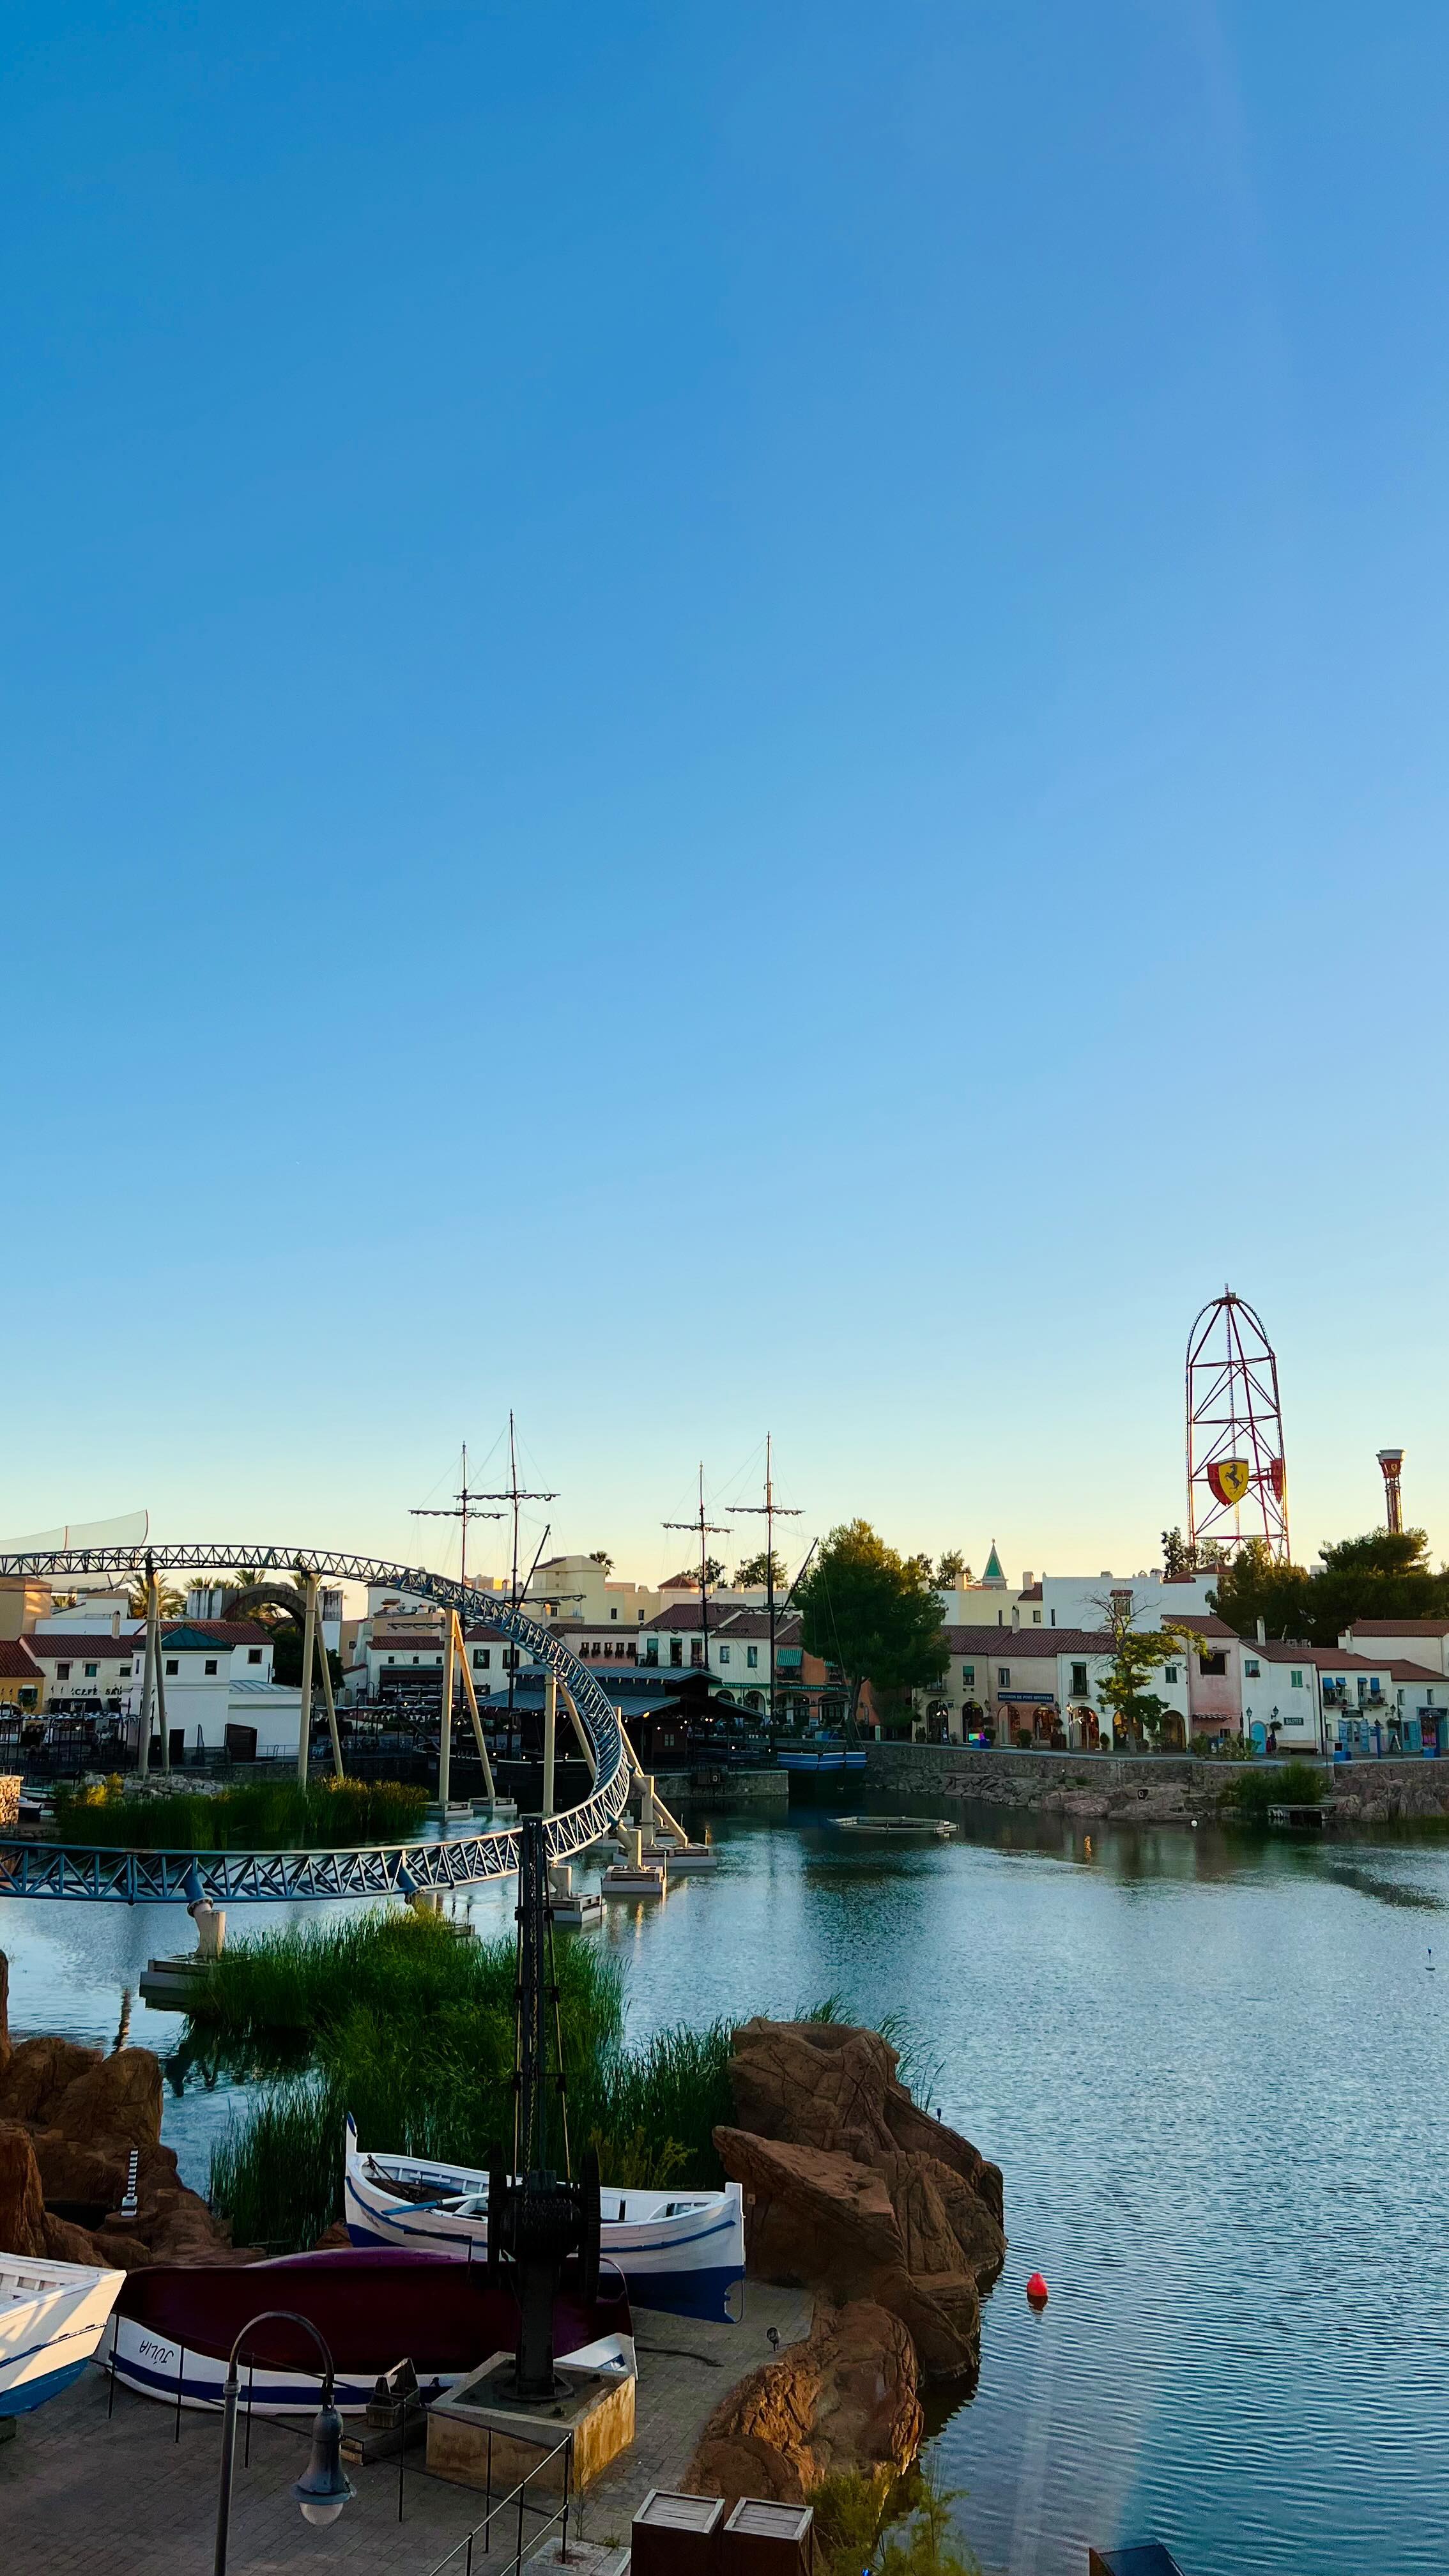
[1346, 1619, 1449, 1637]
[24, 1634, 142, 1661]
[1017, 1583, 1043, 1600]
[945, 1625, 1115, 1656]
[1166, 1614, 1238, 1639]
[0, 1641, 43, 1679]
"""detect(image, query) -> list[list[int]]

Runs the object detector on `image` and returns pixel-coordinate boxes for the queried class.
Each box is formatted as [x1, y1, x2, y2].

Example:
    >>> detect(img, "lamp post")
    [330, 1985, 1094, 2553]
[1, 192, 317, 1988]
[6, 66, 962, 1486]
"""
[213, 2309, 354, 2576]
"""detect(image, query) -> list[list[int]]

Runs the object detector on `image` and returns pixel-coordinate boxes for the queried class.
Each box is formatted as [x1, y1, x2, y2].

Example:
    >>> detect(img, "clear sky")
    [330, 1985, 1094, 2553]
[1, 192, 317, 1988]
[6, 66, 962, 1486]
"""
[5, 4, 1448, 1592]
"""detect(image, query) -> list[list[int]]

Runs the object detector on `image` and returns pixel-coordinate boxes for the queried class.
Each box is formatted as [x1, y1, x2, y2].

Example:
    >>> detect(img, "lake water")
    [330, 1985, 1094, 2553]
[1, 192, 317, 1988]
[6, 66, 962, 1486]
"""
[3, 1797, 1446, 2575]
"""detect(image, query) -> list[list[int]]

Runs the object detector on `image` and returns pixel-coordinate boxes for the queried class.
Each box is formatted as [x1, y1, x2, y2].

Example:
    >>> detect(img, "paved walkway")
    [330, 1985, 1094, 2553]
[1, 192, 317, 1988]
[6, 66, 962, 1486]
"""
[1, 2286, 811, 2576]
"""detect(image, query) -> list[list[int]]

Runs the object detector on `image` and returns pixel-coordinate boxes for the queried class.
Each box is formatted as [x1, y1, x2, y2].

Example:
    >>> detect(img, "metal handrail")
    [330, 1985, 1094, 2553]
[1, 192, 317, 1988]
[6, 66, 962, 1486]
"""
[420, 2430, 574, 2576]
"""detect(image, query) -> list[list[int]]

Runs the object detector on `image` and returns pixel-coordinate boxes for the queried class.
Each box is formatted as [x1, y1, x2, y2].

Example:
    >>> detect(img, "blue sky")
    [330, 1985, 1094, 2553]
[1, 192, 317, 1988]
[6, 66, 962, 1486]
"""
[4, 3, 1448, 1589]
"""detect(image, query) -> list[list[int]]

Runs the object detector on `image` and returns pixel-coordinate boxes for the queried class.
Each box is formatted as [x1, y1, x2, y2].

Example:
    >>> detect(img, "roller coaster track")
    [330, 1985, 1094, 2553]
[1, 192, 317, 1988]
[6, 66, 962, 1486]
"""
[0, 1544, 632, 1902]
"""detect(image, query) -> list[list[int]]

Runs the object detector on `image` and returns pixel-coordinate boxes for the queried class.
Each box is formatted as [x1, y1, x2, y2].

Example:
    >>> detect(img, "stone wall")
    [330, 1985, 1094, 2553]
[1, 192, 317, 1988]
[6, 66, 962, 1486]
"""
[862, 1741, 1449, 1825]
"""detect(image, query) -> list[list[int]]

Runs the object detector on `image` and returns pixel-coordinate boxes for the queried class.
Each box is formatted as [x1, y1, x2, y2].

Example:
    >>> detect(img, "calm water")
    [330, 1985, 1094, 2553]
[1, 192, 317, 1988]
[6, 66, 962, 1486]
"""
[4, 1798, 1448, 2575]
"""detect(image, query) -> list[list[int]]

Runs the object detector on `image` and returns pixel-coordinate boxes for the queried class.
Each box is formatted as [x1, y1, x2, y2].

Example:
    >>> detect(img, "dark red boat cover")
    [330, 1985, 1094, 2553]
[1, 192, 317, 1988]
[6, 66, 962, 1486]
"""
[116, 2248, 631, 2375]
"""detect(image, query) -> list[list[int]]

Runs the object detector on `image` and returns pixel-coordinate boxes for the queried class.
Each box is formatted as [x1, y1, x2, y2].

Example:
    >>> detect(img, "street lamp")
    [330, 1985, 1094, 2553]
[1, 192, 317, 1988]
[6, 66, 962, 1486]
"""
[213, 2308, 355, 2576]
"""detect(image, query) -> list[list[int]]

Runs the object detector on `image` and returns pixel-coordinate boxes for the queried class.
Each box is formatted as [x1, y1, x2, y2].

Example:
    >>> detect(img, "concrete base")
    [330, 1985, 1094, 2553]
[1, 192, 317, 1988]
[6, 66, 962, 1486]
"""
[426, 2351, 636, 2494]
[551, 1894, 604, 1928]
[601, 1865, 664, 1898]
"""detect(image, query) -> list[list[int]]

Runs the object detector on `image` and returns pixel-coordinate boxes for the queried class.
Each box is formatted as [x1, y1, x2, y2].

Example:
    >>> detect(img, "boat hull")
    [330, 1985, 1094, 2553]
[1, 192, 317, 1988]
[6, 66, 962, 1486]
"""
[345, 2122, 744, 2324]
[0, 2258, 125, 2418]
[109, 2248, 633, 2414]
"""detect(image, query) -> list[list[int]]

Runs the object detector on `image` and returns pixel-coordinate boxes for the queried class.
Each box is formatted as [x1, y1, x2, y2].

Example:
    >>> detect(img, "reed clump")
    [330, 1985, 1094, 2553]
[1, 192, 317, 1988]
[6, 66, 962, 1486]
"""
[52, 1778, 429, 1851]
[195, 1909, 734, 2246]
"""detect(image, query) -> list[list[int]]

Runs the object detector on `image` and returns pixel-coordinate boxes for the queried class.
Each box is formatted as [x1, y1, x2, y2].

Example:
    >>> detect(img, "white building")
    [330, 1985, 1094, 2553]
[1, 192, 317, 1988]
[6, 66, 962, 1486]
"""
[25, 1616, 302, 1759]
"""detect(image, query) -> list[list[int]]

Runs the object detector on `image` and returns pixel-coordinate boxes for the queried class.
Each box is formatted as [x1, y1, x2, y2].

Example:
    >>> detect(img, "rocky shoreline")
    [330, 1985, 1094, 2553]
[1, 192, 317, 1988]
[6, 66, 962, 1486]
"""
[683, 2016, 1005, 2507]
[0, 1953, 245, 2273]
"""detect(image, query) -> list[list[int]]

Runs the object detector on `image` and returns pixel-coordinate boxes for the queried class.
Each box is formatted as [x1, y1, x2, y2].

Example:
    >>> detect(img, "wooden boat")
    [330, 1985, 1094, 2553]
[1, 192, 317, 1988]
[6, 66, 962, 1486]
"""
[345, 2118, 744, 2322]
[107, 2246, 633, 2413]
[1, 2255, 124, 2418]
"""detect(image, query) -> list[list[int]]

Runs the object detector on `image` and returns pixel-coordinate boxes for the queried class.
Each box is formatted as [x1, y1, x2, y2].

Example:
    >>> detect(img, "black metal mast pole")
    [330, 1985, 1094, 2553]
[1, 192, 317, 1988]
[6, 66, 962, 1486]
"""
[663, 1468, 730, 1692]
[733, 1434, 802, 1729]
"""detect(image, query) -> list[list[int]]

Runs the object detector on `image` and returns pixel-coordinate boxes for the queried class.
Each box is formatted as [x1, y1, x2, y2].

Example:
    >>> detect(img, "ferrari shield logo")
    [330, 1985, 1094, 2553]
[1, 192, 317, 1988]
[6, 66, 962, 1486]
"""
[1207, 1459, 1251, 1508]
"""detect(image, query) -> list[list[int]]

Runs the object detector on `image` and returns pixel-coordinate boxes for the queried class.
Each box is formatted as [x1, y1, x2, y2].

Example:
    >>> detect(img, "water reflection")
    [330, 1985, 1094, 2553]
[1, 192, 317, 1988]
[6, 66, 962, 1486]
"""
[3, 1802, 1448, 2572]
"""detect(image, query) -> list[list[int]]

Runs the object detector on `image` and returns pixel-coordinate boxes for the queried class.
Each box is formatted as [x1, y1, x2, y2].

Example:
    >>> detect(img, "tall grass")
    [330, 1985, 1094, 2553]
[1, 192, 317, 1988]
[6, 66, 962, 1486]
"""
[52, 1778, 429, 1851]
[1225, 1759, 1328, 1823]
[199, 1910, 732, 2245]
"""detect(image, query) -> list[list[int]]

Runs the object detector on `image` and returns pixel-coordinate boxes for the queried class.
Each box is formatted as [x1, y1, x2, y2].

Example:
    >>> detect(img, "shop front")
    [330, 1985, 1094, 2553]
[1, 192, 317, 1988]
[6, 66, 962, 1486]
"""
[998, 1688, 1060, 1749]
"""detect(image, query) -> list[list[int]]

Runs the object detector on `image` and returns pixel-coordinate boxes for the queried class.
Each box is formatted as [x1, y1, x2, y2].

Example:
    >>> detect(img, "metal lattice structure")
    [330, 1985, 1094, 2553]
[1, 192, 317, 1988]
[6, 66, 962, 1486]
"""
[1185, 1292, 1290, 1561]
[0, 1544, 631, 1901]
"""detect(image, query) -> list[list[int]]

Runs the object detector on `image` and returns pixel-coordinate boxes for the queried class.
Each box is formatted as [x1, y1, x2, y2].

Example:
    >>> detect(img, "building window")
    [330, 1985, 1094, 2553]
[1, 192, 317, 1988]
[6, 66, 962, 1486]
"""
[645, 1639, 659, 1665]
[962, 1664, 975, 1687]
[998, 1668, 1010, 1687]
[56, 1663, 71, 1680]
[248, 1648, 262, 1665]
[1032, 1610, 1042, 1624]
[120, 1665, 132, 1679]
[1291, 1670, 1303, 1689]
[719, 1646, 730, 1666]
[1070, 1662, 1088, 1696]
[1198, 1653, 1227, 1678]
[473, 1649, 491, 1670]
[165, 1659, 178, 1678]
[1245, 1658, 1261, 1678]
[204, 1658, 218, 1676]
[610, 1607, 617, 1620]
[690, 1641, 703, 1667]
[747, 1646, 758, 1669]
[670, 1640, 682, 1667]
[84, 1663, 98, 1678]
[387, 1655, 395, 1666]
[1164, 1666, 1179, 1685]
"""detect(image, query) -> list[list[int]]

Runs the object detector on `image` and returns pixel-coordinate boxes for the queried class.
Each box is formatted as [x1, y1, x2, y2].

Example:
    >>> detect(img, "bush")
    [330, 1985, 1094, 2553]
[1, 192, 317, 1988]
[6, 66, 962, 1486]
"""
[1225, 1758, 1327, 1822]
[811, 2467, 981, 2576]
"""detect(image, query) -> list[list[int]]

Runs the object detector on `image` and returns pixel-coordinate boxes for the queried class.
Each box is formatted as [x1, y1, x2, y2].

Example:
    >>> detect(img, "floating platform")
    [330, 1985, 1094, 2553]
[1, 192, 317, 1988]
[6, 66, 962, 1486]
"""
[601, 1862, 666, 1898]
[828, 1814, 955, 1839]
[1267, 1803, 1330, 1831]
[641, 1841, 717, 1873]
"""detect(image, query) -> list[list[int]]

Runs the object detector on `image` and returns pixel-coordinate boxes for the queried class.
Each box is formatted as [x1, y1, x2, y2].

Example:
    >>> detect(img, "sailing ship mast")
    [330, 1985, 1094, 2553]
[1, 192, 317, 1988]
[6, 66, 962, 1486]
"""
[663, 1467, 731, 1687]
[472, 1413, 558, 1717]
[409, 1443, 503, 1589]
[731, 1433, 803, 1728]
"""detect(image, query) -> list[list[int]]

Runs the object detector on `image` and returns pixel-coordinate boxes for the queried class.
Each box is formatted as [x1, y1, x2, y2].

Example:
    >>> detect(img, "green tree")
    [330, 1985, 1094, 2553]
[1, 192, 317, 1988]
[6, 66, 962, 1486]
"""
[797, 1521, 948, 1738]
[1092, 1596, 1203, 1748]
[933, 1549, 970, 1587]
[733, 1549, 787, 1590]
[1211, 1527, 1449, 1647]
[588, 1550, 615, 1575]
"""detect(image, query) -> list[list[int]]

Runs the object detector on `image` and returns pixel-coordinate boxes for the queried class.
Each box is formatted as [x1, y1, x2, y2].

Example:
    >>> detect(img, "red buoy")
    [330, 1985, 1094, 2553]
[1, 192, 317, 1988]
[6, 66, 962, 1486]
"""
[1026, 2271, 1049, 2304]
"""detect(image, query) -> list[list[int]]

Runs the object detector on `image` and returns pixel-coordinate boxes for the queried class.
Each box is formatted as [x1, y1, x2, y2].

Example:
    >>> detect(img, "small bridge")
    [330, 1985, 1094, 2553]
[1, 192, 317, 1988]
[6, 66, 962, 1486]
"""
[0, 1542, 631, 1901]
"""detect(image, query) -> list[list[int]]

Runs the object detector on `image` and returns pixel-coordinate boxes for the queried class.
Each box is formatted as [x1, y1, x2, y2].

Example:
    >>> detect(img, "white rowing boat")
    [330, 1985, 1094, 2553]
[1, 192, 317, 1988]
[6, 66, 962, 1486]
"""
[344, 2118, 744, 2322]
[1, 2255, 123, 2419]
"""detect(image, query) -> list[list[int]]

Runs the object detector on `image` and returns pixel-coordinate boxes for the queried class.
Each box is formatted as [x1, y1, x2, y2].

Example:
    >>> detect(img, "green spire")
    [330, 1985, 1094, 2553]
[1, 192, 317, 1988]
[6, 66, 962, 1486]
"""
[982, 1542, 1006, 1586]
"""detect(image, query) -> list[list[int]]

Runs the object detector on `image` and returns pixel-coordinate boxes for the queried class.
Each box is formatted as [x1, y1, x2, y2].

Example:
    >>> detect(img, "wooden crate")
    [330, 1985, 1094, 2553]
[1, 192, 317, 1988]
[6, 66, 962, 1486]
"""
[720, 2496, 814, 2573]
[632, 2489, 724, 2573]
